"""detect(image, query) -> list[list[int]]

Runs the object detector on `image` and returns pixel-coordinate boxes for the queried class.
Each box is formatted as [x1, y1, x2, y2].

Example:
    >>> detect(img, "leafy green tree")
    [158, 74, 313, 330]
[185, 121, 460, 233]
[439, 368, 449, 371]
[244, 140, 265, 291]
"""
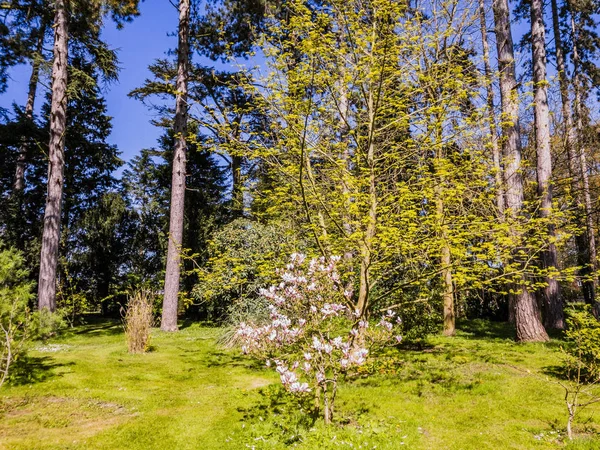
[0, 244, 34, 389]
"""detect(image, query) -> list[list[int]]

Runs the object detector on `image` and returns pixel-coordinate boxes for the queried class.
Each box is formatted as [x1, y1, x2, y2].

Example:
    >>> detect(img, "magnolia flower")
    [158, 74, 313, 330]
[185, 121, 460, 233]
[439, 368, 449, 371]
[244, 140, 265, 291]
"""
[378, 319, 393, 331]
[282, 272, 296, 283]
[289, 382, 311, 393]
[349, 348, 368, 366]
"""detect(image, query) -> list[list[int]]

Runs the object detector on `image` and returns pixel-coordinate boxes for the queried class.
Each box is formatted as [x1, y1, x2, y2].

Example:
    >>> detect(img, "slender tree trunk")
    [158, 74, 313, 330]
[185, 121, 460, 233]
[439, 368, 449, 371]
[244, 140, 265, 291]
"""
[161, 0, 190, 332]
[436, 187, 455, 336]
[231, 154, 243, 217]
[552, 0, 592, 308]
[38, 1, 68, 312]
[14, 26, 45, 195]
[570, 8, 600, 316]
[478, 0, 505, 218]
[531, 0, 563, 329]
[356, 89, 377, 317]
[492, 0, 549, 341]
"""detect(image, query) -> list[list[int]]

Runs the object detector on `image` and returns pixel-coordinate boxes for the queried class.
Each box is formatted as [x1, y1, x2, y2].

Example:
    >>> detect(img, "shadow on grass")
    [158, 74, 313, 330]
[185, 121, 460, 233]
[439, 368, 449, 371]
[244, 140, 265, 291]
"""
[456, 319, 516, 341]
[8, 355, 72, 386]
[204, 349, 264, 370]
[71, 320, 122, 338]
[237, 384, 319, 445]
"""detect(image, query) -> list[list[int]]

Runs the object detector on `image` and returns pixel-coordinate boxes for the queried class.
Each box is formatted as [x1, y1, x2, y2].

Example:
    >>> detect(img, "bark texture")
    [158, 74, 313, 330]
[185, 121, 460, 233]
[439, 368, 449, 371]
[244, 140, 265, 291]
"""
[551, 0, 593, 309]
[161, 0, 190, 332]
[492, 0, 548, 341]
[38, 1, 68, 312]
[531, 0, 563, 329]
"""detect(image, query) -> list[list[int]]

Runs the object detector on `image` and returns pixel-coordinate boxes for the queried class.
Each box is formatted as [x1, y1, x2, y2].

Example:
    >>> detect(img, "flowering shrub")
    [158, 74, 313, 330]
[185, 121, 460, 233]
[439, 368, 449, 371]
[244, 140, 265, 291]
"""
[236, 253, 401, 423]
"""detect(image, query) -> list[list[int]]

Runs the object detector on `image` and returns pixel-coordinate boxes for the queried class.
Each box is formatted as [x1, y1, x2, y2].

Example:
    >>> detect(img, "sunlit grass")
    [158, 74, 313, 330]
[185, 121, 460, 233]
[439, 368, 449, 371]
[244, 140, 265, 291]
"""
[0, 317, 598, 449]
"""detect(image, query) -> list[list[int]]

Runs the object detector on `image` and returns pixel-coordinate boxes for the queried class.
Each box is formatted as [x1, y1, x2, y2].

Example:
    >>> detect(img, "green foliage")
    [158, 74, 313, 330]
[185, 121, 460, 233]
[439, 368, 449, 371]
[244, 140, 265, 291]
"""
[192, 218, 304, 322]
[56, 268, 90, 327]
[31, 308, 66, 342]
[0, 245, 34, 388]
[563, 306, 600, 382]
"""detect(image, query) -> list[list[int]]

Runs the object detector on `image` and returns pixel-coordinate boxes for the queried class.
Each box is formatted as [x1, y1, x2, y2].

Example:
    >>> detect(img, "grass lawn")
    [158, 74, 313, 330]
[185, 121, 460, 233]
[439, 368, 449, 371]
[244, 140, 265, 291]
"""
[0, 318, 599, 449]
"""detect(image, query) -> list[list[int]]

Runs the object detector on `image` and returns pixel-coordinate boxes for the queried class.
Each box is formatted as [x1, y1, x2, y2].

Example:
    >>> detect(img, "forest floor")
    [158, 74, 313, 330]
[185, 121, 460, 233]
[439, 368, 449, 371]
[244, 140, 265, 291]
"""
[0, 318, 599, 449]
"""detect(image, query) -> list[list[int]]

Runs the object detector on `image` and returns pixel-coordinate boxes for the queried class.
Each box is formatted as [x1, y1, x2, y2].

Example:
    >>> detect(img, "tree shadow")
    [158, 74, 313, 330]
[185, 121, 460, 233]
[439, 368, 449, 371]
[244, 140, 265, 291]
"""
[456, 319, 516, 341]
[71, 321, 123, 338]
[238, 384, 318, 444]
[8, 355, 72, 386]
[204, 349, 264, 370]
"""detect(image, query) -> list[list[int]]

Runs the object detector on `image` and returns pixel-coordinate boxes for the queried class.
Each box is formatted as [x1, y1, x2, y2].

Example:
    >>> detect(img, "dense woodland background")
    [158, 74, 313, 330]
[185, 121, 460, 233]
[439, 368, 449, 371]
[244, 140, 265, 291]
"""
[1, 0, 600, 342]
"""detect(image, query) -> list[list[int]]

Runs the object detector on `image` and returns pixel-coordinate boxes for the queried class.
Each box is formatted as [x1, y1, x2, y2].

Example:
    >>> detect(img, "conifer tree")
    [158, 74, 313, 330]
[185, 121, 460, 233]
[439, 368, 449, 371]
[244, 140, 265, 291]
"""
[531, 0, 563, 329]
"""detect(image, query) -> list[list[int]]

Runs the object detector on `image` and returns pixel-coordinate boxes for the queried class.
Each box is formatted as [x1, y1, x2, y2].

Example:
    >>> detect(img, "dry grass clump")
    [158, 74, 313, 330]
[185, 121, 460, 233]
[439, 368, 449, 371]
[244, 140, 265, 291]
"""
[123, 290, 154, 353]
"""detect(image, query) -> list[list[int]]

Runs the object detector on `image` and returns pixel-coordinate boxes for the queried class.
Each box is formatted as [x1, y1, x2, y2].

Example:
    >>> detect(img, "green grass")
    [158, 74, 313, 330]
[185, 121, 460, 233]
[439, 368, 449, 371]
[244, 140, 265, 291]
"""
[0, 318, 599, 449]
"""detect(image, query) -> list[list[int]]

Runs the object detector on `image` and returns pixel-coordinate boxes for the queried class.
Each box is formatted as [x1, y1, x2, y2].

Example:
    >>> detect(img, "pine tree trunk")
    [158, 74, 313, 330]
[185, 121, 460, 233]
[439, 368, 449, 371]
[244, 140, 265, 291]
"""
[38, 1, 68, 312]
[161, 0, 190, 332]
[570, 8, 600, 315]
[552, 0, 592, 307]
[478, 0, 505, 218]
[531, 0, 564, 329]
[492, 0, 548, 341]
[14, 26, 45, 195]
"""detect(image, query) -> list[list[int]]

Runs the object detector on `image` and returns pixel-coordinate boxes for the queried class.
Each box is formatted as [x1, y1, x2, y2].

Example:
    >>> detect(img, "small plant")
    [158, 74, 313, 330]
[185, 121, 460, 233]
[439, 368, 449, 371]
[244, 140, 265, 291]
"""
[123, 290, 154, 353]
[236, 254, 401, 424]
[558, 306, 600, 440]
[56, 267, 90, 327]
[0, 246, 34, 389]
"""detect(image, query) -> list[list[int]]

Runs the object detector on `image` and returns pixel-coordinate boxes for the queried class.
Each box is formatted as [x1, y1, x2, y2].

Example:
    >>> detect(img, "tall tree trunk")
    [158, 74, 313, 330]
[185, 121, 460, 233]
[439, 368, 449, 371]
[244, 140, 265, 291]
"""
[161, 0, 190, 332]
[436, 185, 455, 336]
[38, 1, 68, 312]
[492, 0, 549, 341]
[14, 26, 45, 195]
[569, 7, 600, 316]
[531, 0, 564, 329]
[478, 0, 505, 219]
[552, 0, 592, 308]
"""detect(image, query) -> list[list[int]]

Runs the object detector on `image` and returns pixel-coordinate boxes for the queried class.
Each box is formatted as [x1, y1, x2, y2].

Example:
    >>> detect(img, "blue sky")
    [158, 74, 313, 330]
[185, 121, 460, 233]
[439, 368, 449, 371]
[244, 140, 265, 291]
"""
[0, 1, 179, 164]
